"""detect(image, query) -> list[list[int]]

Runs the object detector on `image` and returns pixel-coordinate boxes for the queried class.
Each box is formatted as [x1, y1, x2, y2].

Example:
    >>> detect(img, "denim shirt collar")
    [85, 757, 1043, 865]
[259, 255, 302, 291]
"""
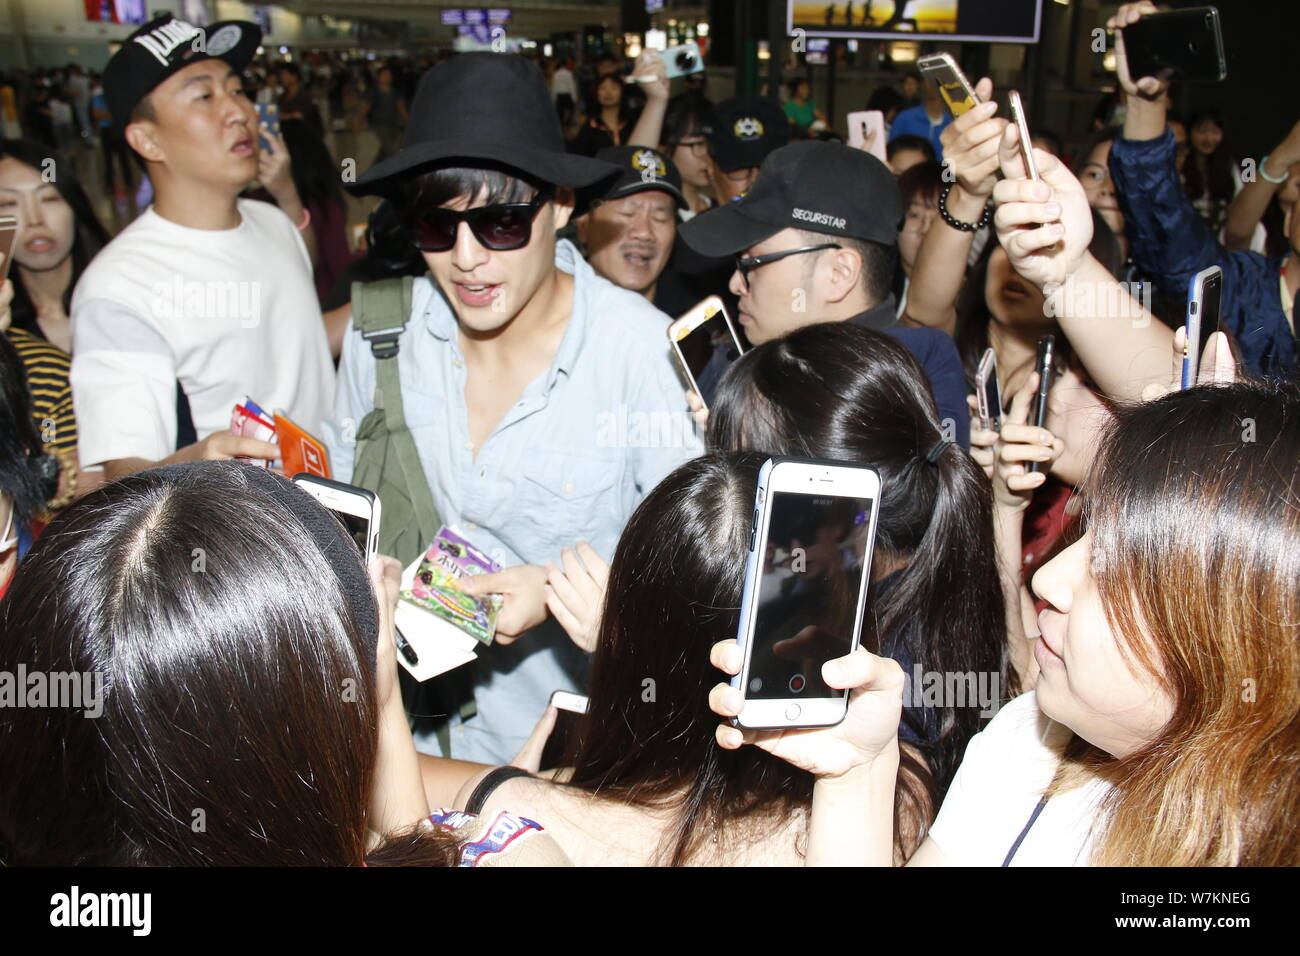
[421, 238, 590, 390]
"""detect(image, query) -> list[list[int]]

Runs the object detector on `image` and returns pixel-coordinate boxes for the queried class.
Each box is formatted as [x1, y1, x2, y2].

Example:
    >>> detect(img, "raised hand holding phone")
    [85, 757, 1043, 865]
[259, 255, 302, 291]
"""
[935, 77, 1004, 203]
[994, 371, 1064, 510]
[992, 124, 1093, 294]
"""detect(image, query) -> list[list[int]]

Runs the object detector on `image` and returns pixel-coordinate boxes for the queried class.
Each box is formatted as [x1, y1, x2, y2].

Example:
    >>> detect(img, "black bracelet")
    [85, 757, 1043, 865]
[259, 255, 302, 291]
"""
[939, 181, 992, 233]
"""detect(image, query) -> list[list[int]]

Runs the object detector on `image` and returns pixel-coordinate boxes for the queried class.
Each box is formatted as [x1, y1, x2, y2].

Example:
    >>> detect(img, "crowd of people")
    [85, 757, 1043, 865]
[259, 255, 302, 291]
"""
[0, 2, 1296, 868]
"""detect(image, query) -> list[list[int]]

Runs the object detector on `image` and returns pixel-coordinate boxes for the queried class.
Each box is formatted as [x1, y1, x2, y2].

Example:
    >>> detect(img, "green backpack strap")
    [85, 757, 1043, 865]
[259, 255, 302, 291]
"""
[349, 276, 443, 567]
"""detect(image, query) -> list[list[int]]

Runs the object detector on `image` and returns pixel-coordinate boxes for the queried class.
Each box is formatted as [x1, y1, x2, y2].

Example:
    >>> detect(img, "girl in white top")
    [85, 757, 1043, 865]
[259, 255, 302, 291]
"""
[709, 376, 1300, 867]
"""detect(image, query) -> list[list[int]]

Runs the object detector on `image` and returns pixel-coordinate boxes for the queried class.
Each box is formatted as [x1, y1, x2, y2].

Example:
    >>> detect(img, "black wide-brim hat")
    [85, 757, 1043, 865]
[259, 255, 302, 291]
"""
[349, 53, 620, 198]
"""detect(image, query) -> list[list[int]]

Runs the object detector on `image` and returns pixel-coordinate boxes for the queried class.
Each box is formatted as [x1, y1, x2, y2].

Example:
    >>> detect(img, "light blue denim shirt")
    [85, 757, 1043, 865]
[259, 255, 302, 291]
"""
[323, 238, 703, 763]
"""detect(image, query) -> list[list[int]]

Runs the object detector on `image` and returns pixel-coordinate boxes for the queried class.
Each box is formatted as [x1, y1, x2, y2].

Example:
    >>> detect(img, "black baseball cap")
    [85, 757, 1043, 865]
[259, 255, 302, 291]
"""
[706, 96, 791, 172]
[103, 16, 262, 133]
[679, 140, 904, 258]
[587, 146, 687, 209]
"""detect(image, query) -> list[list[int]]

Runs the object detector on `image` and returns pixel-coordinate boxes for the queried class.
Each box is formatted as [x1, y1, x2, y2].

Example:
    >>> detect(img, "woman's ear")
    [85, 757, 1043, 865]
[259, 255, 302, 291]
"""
[550, 186, 576, 230]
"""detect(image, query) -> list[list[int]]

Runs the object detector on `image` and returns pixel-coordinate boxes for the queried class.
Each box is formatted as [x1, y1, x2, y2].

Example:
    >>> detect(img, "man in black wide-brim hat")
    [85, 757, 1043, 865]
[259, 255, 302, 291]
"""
[322, 53, 703, 766]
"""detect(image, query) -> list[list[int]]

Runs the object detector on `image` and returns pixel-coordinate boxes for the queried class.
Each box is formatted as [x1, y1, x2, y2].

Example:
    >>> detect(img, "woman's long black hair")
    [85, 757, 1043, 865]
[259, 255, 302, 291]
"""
[0, 138, 109, 339]
[0, 334, 47, 532]
[0, 461, 456, 866]
[708, 324, 1008, 800]
[563, 452, 932, 864]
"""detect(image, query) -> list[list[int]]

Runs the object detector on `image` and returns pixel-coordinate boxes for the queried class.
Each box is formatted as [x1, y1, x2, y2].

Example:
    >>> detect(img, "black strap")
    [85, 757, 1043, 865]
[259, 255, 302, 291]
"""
[464, 766, 534, 815]
[1001, 795, 1049, 867]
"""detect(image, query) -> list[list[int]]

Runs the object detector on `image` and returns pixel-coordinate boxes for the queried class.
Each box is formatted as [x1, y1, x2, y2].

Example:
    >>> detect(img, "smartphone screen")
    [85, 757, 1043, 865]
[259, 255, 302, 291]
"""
[674, 307, 744, 405]
[743, 491, 873, 702]
[1197, 270, 1222, 357]
[328, 509, 371, 555]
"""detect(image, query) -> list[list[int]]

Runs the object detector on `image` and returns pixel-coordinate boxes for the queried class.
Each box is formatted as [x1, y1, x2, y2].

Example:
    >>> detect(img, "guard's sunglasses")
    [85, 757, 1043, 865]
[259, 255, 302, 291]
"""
[410, 193, 552, 252]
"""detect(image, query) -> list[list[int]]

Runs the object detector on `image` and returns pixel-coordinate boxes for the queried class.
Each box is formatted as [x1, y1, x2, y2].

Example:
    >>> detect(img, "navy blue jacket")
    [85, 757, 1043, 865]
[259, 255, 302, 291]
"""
[850, 297, 971, 449]
[1109, 129, 1296, 378]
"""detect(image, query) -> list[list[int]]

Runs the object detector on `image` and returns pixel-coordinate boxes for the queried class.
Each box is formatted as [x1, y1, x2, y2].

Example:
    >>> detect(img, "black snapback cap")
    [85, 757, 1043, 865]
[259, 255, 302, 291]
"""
[104, 16, 261, 133]
[679, 139, 904, 258]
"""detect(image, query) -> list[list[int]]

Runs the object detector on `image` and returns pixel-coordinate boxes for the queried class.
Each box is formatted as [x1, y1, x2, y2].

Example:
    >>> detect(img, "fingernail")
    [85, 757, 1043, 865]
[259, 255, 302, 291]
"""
[823, 660, 844, 683]
[1045, 203, 1061, 217]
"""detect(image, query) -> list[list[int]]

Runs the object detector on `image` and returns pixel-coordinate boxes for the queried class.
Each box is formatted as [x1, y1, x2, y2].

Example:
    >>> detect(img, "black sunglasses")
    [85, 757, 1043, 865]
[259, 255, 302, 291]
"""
[410, 193, 552, 252]
[734, 242, 842, 288]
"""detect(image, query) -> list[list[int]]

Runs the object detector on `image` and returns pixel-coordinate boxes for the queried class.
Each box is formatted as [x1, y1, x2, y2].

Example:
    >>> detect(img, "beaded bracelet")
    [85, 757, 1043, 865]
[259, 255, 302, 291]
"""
[939, 181, 992, 232]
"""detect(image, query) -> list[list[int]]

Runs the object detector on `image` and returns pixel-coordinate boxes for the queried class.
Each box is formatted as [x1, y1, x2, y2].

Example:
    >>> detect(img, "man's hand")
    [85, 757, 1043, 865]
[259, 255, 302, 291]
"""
[937, 78, 1006, 198]
[993, 126, 1093, 293]
[188, 430, 281, 464]
[1109, 2, 1169, 101]
[461, 563, 549, 644]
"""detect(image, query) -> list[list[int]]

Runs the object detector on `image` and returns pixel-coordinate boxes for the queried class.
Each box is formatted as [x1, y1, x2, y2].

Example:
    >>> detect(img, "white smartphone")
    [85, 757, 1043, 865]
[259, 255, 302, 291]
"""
[550, 690, 590, 715]
[975, 347, 1003, 433]
[0, 215, 17, 282]
[730, 457, 882, 731]
[846, 110, 888, 165]
[917, 52, 979, 117]
[1008, 90, 1039, 181]
[1181, 265, 1223, 389]
[667, 295, 746, 410]
[292, 474, 381, 562]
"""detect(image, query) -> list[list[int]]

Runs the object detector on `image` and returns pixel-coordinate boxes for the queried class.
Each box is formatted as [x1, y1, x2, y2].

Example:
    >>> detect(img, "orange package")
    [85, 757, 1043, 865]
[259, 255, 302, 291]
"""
[274, 411, 331, 478]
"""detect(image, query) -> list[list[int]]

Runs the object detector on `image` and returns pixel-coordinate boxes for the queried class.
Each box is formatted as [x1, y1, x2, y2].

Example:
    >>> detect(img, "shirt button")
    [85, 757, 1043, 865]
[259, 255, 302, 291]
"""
[467, 522, 478, 531]
[479, 467, 486, 479]
[454, 357, 464, 369]
[563, 480, 575, 495]
[463, 440, 473, 451]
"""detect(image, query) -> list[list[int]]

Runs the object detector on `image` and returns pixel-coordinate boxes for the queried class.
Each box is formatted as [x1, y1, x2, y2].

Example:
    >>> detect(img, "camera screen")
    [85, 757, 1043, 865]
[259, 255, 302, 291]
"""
[329, 508, 370, 555]
[677, 309, 743, 404]
[745, 490, 872, 701]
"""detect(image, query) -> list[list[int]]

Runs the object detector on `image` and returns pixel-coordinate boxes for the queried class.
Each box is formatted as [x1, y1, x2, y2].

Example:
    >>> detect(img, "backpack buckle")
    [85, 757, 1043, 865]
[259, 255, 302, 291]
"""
[361, 325, 405, 360]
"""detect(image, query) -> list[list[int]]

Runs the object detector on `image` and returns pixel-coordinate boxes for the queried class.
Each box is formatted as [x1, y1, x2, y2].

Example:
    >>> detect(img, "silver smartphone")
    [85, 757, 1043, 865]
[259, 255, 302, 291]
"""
[975, 347, 1003, 433]
[292, 474, 381, 561]
[730, 457, 881, 731]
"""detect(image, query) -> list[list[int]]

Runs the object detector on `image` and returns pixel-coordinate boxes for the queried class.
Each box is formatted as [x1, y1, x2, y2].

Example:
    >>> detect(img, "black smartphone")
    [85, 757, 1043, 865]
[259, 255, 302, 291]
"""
[1120, 7, 1227, 84]
[1181, 265, 1224, 389]
[1026, 335, 1056, 475]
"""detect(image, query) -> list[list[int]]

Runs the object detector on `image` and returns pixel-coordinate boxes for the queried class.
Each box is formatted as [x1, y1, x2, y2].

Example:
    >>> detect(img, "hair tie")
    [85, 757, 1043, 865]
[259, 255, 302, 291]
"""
[924, 438, 953, 464]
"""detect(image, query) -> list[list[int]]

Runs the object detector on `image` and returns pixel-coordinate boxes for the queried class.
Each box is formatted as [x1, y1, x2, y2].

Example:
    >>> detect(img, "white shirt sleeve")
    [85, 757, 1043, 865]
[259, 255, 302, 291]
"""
[70, 298, 179, 468]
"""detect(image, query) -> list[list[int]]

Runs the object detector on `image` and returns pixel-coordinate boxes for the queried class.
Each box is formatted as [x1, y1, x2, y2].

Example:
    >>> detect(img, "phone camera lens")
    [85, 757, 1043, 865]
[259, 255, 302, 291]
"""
[788, 674, 805, 694]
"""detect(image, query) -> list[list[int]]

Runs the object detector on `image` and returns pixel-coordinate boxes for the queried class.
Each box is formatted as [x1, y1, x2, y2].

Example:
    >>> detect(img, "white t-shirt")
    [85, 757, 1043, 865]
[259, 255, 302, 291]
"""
[71, 199, 334, 468]
[927, 691, 1111, 866]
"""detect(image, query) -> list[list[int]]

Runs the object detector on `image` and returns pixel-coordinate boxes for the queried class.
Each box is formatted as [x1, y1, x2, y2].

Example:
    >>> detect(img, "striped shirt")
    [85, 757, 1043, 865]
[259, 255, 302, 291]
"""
[6, 328, 77, 455]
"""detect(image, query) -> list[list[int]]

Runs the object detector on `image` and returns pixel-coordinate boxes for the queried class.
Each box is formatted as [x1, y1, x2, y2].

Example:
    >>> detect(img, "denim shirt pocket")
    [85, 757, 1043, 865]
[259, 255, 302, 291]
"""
[517, 451, 623, 549]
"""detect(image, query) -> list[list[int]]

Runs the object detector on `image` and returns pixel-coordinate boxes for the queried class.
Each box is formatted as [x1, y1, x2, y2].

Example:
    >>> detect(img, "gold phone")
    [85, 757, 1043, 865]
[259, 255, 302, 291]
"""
[917, 53, 979, 117]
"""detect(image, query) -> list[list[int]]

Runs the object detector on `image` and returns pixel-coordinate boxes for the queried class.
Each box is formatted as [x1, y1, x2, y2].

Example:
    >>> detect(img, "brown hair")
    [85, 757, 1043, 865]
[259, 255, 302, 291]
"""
[1051, 380, 1300, 866]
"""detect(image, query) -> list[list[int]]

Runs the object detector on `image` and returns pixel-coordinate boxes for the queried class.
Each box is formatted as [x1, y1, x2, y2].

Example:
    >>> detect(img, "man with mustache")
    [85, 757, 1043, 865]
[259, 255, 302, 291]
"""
[69, 16, 332, 481]
[574, 145, 698, 318]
